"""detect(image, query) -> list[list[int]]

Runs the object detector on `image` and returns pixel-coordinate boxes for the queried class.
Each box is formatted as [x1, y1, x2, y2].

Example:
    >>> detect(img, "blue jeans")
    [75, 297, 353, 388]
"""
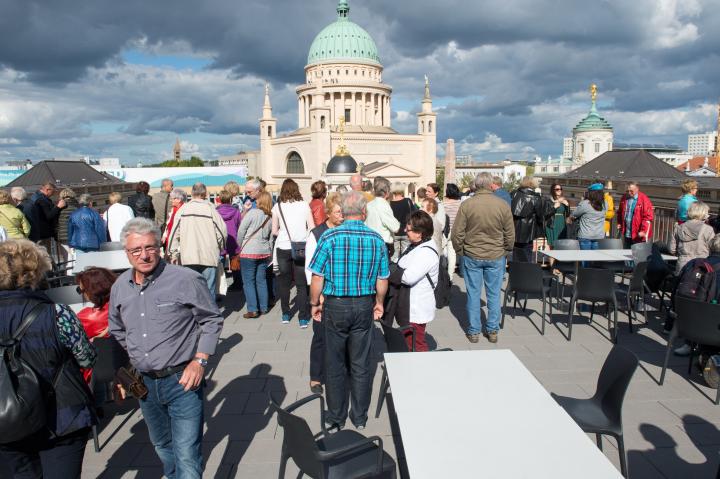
[188, 264, 217, 301]
[578, 238, 599, 250]
[139, 372, 204, 479]
[240, 257, 270, 313]
[323, 295, 374, 427]
[463, 256, 506, 335]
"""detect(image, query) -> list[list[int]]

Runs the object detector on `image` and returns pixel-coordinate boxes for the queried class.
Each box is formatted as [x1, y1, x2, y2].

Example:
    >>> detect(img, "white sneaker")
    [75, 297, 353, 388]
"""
[673, 344, 692, 356]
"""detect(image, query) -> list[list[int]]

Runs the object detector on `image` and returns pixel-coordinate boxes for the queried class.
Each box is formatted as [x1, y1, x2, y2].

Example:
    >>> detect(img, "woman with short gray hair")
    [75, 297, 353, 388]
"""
[161, 188, 187, 249]
[669, 200, 715, 273]
[68, 194, 107, 253]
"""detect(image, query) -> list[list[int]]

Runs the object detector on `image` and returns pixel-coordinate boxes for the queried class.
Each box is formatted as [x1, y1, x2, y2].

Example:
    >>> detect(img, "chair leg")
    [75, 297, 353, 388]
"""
[375, 368, 388, 418]
[92, 424, 100, 453]
[522, 294, 528, 312]
[715, 383, 719, 406]
[567, 296, 575, 341]
[501, 289, 509, 329]
[617, 434, 628, 478]
[687, 345, 695, 376]
[643, 292, 648, 324]
[627, 293, 634, 334]
[589, 302, 595, 322]
[278, 450, 290, 479]
[659, 330, 676, 385]
[540, 292, 546, 335]
[612, 302, 618, 344]
[595, 433, 603, 451]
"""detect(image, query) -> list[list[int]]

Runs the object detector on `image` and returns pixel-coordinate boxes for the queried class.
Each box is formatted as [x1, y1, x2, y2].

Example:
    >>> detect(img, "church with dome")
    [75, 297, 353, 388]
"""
[569, 85, 614, 166]
[257, 0, 437, 193]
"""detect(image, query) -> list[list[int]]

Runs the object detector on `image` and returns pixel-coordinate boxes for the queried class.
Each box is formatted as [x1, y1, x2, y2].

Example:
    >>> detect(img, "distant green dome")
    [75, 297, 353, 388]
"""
[574, 102, 613, 132]
[307, 0, 381, 66]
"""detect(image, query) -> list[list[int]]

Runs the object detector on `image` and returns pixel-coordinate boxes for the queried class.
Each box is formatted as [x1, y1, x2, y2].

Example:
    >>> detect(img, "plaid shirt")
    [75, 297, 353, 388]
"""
[308, 220, 390, 297]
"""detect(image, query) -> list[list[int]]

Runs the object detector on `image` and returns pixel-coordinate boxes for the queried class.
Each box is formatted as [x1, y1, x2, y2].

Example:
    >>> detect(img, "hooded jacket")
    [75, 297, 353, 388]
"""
[668, 219, 715, 273]
[216, 203, 242, 256]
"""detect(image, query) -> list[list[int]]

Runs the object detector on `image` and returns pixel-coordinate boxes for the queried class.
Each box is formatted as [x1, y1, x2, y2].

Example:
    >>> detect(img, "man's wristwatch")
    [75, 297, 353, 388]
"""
[194, 357, 208, 368]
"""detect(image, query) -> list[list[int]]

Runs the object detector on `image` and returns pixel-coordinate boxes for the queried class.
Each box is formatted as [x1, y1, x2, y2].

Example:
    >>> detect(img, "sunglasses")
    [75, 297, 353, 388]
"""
[76, 286, 84, 295]
[553, 188, 562, 191]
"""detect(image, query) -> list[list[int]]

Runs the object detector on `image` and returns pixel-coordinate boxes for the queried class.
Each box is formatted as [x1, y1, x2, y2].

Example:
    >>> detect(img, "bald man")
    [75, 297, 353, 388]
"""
[350, 174, 363, 192]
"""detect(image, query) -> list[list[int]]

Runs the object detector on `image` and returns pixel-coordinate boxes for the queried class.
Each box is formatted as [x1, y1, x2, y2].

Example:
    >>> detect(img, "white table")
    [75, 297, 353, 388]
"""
[384, 350, 623, 479]
[73, 250, 131, 273]
[599, 249, 676, 262]
[540, 249, 676, 263]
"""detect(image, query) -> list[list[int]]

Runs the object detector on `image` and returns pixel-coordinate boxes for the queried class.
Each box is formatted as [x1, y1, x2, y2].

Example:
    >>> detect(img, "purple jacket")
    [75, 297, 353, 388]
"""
[217, 204, 242, 256]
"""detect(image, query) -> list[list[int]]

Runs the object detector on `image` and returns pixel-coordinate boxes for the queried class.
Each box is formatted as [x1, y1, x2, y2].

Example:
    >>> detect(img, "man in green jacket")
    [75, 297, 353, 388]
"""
[452, 172, 514, 344]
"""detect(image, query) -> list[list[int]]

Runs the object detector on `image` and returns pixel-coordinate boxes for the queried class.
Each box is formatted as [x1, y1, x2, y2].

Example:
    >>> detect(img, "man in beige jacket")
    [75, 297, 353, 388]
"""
[168, 182, 227, 300]
[452, 172, 514, 344]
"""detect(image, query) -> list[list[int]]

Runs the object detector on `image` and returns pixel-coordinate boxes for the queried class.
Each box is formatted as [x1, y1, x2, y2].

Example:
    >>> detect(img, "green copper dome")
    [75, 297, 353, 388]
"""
[307, 0, 381, 66]
[574, 102, 613, 132]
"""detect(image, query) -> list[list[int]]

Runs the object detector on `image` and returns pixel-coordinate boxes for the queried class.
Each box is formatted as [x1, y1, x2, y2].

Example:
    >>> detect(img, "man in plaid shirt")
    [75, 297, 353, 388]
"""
[309, 191, 389, 430]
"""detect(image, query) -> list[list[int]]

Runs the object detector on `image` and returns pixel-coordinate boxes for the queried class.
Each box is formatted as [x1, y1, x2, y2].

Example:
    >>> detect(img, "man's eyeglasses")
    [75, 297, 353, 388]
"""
[126, 246, 160, 257]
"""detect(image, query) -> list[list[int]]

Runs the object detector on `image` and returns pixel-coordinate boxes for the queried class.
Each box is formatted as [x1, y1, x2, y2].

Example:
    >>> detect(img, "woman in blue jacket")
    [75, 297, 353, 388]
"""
[68, 194, 107, 252]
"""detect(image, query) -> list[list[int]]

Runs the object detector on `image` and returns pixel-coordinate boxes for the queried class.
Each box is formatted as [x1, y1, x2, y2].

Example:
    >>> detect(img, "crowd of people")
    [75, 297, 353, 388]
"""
[2, 171, 720, 478]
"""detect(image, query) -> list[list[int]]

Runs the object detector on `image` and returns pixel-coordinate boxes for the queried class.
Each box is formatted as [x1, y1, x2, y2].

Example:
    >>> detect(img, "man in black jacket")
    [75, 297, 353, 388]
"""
[510, 176, 552, 262]
[29, 182, 66, 255]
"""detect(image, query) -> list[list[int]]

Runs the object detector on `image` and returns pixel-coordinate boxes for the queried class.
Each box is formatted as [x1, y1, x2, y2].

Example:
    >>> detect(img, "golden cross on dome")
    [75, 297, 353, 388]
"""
[591, 84, 598, 103]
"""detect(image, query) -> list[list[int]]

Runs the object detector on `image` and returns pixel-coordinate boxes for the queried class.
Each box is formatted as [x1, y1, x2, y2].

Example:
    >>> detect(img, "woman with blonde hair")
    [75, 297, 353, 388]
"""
[237, 191, 274, 318]
[0, 189, 30, 238]
[0, 240, 96, 477]
[669, 200, 715, 273]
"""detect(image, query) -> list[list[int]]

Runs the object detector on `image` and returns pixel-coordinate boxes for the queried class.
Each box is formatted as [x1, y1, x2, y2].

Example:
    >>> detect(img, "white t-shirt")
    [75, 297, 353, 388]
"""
[272, 201, 312, 250]
[103, 203, 135, 242]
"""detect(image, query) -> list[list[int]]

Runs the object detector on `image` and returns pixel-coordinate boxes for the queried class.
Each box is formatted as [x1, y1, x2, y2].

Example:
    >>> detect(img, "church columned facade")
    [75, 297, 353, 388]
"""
[257, 0, 437, 194]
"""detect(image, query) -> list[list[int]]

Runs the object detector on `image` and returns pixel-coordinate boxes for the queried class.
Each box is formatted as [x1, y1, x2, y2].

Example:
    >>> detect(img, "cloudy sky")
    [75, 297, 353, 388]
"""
[0, 0, 718, 165]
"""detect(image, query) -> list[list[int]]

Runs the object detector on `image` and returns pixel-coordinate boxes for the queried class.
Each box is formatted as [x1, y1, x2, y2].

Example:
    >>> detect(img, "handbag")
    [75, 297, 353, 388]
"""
[231, 216, 271, 271]
[115, 366, 148, 400]
[277, 203, 306, 261]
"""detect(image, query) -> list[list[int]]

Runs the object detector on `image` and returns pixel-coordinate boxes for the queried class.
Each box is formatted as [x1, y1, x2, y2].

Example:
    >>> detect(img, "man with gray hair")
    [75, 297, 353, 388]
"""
[308, 191, 390, 430]
[110, 217, 222, 478]
[452, 172, 514, 344]
[242, 178, 263, 212]
[365, 177, 400, 258]
[168, 182, 227, 300]
[490, 175, 512, 205]
[152, 178, 174, 232]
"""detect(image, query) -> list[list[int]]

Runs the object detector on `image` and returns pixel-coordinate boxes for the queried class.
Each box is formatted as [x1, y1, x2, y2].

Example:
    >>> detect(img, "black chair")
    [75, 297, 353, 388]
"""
[552, 346, 638, 478]
[659, 297, 720, 404]
[501, 262, 552, 335]
[90, 337, 131, 452]
[552, 239, 580, 307]
[99, 241, 124, 251]
[44, 285, 83, 305]
[620, 262, 651, 333]
[270, 393, 397, 479]
[375, 324, 414, 419]
[567, 268, 618, 342]
[631, 242, 653, 264]
[597, 238, 624, 250]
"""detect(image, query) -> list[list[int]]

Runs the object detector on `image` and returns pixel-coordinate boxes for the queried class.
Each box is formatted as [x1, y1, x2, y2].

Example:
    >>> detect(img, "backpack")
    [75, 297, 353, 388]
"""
[424, 247, 451, 309]
[675, 259, 720, 303]
[0, 301, 50, 443]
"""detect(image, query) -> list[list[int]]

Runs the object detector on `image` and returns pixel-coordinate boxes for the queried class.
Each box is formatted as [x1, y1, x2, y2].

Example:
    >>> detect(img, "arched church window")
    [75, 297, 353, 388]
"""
[286, 152, 305, 175]
[594, 143, 600, 153]
[428, 121, 433, 133]
[321, 116, 326, 129]
[267, 126, 272, 137]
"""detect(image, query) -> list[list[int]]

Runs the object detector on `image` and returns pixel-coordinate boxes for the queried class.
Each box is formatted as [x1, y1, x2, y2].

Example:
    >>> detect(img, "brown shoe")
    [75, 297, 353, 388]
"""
[466, 333, 480, 343]
[487, 331, 498, 343]
[243, 311, 260, 319]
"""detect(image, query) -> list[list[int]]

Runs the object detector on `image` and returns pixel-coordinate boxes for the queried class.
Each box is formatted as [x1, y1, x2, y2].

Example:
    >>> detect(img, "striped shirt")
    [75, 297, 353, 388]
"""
[308, 220, 390, 297]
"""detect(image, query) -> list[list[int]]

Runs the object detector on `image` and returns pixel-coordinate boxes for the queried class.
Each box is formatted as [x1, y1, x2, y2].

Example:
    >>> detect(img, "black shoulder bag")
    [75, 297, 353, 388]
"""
[278, 203, 306, 261]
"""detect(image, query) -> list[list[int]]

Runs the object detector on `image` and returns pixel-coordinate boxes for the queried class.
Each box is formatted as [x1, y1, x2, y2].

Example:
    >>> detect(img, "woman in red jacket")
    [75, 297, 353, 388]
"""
[75, 267, 117, 384]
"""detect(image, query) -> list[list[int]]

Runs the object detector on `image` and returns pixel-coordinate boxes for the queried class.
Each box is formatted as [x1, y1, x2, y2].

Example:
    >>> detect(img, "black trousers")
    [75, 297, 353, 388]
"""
[310, 317, 326, 383]
[0, 427, 90, 479]
[276, 248, 310, 320]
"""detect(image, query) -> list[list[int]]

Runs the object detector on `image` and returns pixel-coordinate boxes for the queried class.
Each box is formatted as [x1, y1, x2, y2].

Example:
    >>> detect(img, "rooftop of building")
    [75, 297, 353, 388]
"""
[6, 160, 125, 190]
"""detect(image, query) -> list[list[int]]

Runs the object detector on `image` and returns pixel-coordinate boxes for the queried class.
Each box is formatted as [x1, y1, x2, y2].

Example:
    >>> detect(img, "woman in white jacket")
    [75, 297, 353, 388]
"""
[397, 210, 440, 351]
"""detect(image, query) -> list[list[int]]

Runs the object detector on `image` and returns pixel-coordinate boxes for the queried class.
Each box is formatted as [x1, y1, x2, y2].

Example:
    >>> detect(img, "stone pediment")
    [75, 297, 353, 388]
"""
[362, 161, 419, 178]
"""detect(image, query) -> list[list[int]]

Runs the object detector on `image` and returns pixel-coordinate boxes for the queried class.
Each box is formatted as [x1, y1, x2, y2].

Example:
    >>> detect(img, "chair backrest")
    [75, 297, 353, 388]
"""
[269, 397, 323, 477]
[381, 323, 412, 353]
[594, 346, 638, 423]
[99, 242, 124, 251]
[628, 262, 648, 293]
[92, 337, 130, 383]
[575, 268, 616, 301]
[598, 238, 623, 250]
[674, 297, 720, 348]
[554, 239, 580, 250]
[631, 242, 652, 264]
[44, 285, 83, 305]
[507, 262, 545, 294]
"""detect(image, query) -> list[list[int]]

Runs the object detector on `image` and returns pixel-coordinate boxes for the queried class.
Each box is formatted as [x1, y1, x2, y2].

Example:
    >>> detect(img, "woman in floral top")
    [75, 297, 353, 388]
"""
[0, 239, 96, 478]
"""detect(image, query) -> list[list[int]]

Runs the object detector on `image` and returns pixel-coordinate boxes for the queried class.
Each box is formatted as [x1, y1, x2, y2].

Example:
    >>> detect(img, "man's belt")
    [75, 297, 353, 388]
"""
[142, 362, 189, 379]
